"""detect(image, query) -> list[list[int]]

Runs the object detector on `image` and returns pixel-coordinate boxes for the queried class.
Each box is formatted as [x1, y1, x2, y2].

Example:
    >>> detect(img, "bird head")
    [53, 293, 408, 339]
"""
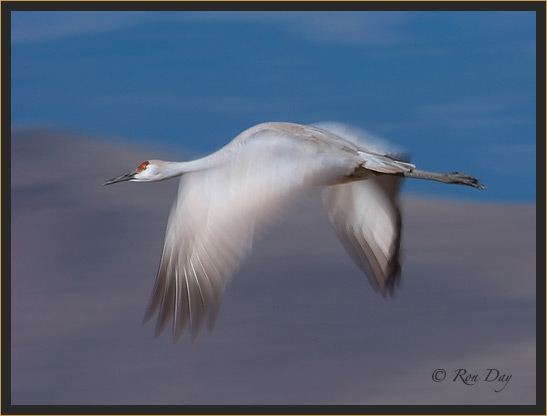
[104, 160, 166, 185]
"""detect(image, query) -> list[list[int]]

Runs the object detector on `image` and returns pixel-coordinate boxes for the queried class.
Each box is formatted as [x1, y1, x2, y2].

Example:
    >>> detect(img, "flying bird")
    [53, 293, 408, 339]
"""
[104, 122, 484, 342]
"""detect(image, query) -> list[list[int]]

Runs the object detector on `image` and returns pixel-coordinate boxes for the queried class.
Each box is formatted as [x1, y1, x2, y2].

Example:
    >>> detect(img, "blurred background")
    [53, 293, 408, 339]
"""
[10, 11, 537, 406]
[11, 10, 536, 201]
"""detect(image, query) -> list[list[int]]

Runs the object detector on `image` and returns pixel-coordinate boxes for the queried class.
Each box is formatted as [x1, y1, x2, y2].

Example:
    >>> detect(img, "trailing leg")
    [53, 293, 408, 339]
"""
[402, 169, 485, 189]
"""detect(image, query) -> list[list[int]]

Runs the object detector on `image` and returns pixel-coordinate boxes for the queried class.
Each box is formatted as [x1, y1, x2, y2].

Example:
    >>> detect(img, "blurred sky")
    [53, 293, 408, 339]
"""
[11, 10, 537, 202]
[8, 9, 539, 408]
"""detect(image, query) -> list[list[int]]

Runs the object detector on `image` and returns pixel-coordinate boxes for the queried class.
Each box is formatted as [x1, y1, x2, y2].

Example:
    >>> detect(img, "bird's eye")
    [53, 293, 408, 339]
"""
[137, 161, 149, 172]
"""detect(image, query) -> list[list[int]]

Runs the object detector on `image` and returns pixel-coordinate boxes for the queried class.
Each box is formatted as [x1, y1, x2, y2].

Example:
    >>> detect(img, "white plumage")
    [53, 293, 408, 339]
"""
[104, 122, 483, 342]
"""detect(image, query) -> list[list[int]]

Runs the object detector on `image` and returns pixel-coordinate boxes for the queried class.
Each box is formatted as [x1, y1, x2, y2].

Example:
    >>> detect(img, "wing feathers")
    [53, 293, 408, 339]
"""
[143, 122, 409, 341]
[144, 135, 355, 342]
[322, 177, 403, 295]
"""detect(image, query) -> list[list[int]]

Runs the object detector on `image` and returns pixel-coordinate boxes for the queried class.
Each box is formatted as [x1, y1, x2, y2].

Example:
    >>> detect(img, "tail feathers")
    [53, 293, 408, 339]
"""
[359, 152, 416, 174]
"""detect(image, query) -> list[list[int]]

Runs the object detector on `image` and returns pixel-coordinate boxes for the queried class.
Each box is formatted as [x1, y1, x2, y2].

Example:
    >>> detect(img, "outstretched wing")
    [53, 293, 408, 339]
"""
[317, 122, 408, 295]
[143, 126, 361, 342]
[323, 177, 404, 295]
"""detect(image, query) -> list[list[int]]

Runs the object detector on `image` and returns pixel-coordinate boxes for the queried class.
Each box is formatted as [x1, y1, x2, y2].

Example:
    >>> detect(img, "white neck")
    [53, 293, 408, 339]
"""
[157, 154, 219, 180]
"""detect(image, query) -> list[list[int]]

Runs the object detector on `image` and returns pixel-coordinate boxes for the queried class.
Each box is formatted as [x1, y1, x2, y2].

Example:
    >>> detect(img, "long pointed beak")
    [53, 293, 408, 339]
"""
[103, 171, 136, 186]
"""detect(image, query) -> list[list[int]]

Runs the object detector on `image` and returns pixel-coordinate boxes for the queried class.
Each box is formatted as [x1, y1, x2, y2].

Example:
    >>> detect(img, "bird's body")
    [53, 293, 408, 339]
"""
[105, 122, 484, 342]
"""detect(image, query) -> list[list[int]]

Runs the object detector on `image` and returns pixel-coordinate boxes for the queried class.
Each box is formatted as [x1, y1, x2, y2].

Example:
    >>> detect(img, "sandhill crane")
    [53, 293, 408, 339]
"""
[104, 122, 484, 342]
